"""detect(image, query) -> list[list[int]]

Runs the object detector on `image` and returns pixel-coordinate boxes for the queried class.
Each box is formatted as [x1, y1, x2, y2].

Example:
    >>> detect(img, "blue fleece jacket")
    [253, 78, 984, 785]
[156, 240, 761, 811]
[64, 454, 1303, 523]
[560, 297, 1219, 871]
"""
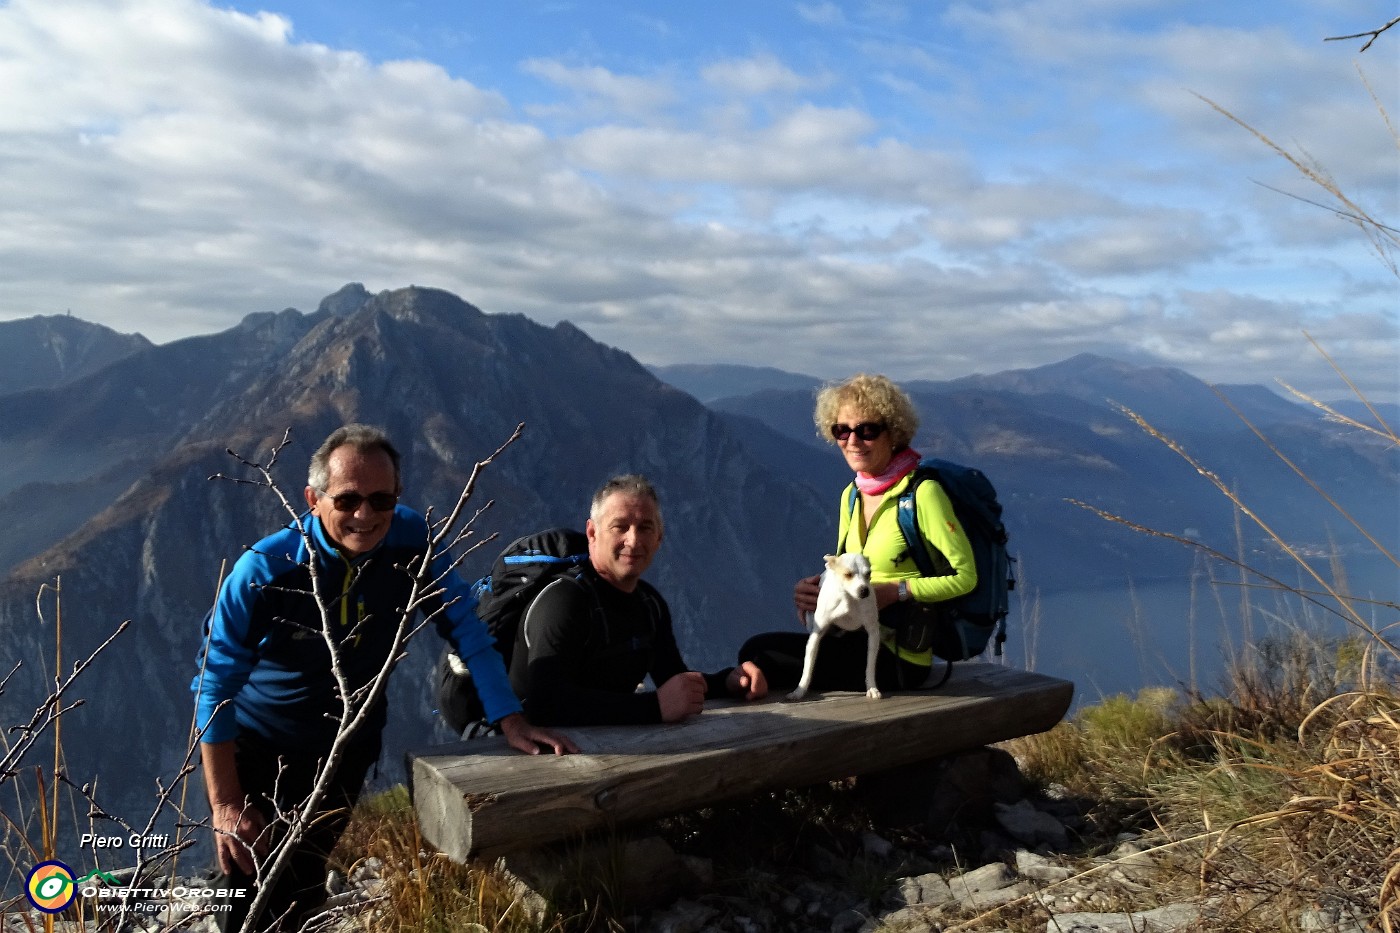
[192, 505, 519, 750]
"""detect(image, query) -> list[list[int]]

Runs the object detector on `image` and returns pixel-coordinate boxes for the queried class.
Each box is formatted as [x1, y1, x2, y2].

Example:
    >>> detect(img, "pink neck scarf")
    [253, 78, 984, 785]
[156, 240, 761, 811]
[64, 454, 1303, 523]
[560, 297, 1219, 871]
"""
[854, 447, 921, 496]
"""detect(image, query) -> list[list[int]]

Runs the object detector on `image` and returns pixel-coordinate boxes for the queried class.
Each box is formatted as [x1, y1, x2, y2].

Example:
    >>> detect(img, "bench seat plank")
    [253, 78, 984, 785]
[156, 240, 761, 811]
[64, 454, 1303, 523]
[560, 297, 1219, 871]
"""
[408, 663, 1073, 861]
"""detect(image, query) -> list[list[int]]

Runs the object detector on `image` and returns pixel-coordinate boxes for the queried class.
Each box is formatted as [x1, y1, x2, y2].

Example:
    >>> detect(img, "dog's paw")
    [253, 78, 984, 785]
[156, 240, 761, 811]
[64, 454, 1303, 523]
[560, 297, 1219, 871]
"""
[866, 687, 883, 700]
[786, 687, 808, 701]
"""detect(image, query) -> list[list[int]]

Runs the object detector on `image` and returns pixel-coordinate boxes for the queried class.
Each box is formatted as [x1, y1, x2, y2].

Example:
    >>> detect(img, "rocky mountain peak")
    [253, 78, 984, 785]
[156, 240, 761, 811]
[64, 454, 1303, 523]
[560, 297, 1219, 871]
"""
[0, 313, 152, 394]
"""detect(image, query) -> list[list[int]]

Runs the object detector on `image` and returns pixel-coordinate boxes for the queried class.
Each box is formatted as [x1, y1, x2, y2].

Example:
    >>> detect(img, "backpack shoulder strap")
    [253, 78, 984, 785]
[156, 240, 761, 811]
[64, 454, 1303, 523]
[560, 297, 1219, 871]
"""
[518, 575, 590, 653]
[562, 566, 614, 647]
[635, 582, 662, 643]
[837, 482, 859, 554]
[896, 469, 939, 577]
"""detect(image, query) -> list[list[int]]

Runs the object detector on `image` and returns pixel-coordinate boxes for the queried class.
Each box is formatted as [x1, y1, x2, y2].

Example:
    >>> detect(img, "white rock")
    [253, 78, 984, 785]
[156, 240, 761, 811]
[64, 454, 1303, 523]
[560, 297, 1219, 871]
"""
[888, 872, 953, 907]
[1046, 902, 1202, 932]
[1015, 850, 1076, 883]
[950, 860, 1017, 894]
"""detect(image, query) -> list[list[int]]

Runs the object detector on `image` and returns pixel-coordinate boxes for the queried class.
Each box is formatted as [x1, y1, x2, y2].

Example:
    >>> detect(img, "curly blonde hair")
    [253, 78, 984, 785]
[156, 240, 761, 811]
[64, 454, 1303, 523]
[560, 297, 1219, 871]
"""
[813, 373, 919, 449]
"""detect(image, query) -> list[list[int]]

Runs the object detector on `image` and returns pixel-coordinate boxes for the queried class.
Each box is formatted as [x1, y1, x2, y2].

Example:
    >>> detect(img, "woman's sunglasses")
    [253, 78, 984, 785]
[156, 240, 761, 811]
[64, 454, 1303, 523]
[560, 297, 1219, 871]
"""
[319, 490, 399, 512]
[830, 422, 887, 442]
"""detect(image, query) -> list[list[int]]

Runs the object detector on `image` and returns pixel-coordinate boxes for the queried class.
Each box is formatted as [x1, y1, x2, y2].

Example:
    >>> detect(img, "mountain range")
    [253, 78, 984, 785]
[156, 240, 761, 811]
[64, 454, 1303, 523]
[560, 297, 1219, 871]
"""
[0, 285, 1394, 842]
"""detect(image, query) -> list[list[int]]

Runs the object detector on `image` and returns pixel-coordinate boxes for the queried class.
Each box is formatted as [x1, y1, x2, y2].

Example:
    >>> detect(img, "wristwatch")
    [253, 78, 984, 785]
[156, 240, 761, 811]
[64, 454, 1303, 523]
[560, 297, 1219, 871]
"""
[897, 580, 911, 602]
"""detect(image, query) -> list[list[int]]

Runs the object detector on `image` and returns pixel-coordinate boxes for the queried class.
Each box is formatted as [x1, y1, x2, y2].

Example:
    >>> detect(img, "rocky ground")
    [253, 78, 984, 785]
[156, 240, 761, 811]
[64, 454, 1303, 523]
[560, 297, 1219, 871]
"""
[4, 747, 1379, 932]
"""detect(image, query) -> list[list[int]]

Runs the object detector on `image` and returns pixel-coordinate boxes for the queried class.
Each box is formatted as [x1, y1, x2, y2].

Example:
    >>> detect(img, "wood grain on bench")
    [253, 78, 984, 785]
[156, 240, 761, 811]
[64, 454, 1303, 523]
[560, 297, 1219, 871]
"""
[408, 663, 1073, 861]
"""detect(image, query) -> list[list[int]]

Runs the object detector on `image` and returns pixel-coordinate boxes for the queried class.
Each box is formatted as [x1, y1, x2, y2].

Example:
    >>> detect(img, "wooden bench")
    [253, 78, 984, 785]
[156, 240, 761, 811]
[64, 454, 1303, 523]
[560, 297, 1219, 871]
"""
[408, 663, 1074, 862]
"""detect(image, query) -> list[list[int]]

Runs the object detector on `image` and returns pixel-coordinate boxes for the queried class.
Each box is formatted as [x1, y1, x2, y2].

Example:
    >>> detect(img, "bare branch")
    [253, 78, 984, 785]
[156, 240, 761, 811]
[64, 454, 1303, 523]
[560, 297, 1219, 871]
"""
[0, 619, 131, 785]
[0, 423, 524, 931]
[231, 423, 524, 930]
[0, 660, 18, 696]
[430, 422, 524, 551]
[1325, 15, 1400, 52]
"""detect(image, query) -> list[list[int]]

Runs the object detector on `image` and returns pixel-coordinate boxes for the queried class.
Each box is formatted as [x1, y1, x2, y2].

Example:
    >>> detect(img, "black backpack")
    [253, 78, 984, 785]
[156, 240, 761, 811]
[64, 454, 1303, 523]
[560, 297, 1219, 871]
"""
[435, 528, 589, 734]
[434, 527, 658, 734]
[841, 458, 1014, 666]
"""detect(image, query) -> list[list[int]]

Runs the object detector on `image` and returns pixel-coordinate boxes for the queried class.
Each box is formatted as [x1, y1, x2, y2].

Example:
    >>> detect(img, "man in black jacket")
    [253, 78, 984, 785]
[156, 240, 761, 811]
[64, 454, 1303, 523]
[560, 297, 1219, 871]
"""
[509, 474, 768, 725]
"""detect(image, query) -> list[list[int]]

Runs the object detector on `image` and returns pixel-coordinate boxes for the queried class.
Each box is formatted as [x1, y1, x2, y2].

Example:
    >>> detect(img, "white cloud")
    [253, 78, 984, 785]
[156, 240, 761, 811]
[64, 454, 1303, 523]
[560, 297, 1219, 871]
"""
[796, 3, 846, 27]
[1035, 211, 1225, 276]
[0, 0, 1392, 406]
[701, 53, 819, 96]
[521, 58, 676, 116]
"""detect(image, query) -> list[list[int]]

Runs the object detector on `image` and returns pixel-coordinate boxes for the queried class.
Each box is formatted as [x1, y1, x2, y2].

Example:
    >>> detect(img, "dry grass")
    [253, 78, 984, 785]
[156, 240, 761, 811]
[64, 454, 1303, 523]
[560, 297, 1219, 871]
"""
[330, 786, 565, 933]
[1007, 641, 1398, 931]
[328, 780, 887, 933]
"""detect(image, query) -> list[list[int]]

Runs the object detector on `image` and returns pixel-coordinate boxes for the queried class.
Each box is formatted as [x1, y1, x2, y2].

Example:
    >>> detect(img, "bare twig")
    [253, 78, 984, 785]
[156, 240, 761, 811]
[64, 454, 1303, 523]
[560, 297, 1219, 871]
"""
[220, 424, 526, 931]
[0, 660, 18, 697]
[430, 422, 524, 552]
[0, 619, 131, 786]
[1325, 15, 1400, 52]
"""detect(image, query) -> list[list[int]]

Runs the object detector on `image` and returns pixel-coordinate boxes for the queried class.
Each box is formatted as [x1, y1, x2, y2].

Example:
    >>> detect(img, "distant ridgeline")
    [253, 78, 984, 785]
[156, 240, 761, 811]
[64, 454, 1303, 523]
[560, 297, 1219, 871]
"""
[0, 284, 1393, 838]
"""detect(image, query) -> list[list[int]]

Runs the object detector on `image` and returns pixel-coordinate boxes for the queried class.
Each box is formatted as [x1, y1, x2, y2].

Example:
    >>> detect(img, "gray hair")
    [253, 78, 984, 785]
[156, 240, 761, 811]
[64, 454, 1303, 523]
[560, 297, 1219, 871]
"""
[589, 474, 662, 524]
[308, 424, 402, 493]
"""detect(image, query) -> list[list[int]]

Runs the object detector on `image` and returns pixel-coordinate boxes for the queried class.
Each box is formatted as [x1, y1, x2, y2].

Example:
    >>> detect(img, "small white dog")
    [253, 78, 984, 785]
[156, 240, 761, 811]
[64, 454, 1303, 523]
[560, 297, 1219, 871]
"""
[787, 552, 882, 701]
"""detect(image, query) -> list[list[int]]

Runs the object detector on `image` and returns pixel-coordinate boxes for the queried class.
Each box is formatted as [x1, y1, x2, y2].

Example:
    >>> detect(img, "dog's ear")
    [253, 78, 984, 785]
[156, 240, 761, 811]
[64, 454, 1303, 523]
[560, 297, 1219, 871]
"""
[823, 554, 840, 571]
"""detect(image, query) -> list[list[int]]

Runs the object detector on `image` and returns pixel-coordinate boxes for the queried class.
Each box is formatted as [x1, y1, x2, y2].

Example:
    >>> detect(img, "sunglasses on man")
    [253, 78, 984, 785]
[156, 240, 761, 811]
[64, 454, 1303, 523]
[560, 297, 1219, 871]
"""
[830, 422, 887, 442]
[318, 490, 399, 512]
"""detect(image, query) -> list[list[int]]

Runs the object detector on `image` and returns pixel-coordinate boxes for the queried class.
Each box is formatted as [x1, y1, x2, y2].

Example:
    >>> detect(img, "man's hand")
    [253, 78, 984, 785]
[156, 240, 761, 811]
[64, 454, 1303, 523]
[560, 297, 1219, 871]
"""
[793, 574, 820, 619]
[497, 712, 578, 755]
[656, 671, 707, 722]
[211, 801, 267, 876]
[201, 740, 267, 877]
[726, 661, 768, 701]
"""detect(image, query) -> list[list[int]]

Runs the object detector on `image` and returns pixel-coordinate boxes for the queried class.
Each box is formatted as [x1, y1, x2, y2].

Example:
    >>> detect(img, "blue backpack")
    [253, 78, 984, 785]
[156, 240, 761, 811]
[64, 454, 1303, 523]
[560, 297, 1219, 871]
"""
[843, 458, 1014, 663]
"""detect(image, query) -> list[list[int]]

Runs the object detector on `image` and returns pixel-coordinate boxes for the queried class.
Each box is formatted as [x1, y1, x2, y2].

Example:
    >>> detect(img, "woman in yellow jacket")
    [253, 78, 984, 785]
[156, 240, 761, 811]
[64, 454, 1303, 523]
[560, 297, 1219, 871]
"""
[739, 373, 978, 693]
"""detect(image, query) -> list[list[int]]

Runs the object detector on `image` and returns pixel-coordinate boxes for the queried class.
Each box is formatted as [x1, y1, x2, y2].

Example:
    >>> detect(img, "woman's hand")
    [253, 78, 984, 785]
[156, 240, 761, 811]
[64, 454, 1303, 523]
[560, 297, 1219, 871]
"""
[874, 581, 902, 610]
[793, 574, 820, 619]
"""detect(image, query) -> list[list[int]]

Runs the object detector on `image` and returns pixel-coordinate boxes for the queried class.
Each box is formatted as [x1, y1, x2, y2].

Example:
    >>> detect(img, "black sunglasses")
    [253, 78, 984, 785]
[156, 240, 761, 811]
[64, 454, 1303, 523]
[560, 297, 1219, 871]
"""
[830, 422, 887, 442]
[319, 490, 399, 513]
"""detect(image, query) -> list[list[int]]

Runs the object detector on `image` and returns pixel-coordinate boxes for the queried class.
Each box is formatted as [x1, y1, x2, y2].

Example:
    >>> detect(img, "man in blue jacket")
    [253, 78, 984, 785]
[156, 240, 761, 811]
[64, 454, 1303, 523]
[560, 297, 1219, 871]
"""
[193, 424, 573, 931]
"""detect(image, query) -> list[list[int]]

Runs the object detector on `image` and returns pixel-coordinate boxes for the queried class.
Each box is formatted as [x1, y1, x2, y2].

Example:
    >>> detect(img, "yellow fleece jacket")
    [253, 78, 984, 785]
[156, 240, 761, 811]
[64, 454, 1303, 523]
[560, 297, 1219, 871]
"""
[837, 471, 978, 663]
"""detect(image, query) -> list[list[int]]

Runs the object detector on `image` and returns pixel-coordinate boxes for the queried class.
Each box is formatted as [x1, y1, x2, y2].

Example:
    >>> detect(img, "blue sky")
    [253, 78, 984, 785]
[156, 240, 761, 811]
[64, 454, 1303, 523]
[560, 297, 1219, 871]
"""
[1, 0, 1396, 402]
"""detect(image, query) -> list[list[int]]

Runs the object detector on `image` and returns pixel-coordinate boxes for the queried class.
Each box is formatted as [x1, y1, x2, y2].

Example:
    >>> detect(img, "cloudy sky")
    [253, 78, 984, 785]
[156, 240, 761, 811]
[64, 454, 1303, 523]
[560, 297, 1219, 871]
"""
[2, 0, 1397, 402]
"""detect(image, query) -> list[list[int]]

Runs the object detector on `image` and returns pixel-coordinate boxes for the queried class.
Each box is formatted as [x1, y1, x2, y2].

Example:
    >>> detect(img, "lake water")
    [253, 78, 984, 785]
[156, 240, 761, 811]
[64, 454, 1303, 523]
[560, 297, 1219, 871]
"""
[1010, 552, 1396, 709]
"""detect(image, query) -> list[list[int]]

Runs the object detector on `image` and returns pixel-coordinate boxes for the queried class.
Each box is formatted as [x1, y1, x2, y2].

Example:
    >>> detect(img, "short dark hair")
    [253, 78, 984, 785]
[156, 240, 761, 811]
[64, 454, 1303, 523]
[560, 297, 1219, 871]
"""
[308, 424, 402, 493]
[589, 474, 661, 525]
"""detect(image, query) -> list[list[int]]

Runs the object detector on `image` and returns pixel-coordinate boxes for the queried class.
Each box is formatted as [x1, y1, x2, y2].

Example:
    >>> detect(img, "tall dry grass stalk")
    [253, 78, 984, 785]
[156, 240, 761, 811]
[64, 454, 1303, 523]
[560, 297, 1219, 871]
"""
[1196, 65, 1398, 278]
[983, 72, 1400, 918]
[1056, 334, 1398, 929]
